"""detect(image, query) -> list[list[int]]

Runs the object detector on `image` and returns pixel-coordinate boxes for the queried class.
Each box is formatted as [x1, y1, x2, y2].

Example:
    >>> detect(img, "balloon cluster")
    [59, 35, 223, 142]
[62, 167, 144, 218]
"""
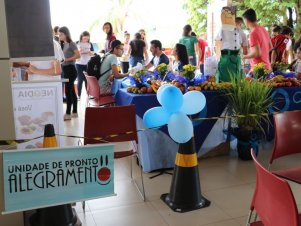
[143, 84, 206, 143]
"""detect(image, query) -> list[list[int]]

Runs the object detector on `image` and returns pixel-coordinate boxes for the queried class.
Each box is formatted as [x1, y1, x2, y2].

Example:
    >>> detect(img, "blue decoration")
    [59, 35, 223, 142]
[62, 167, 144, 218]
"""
[268, 88, 290, 113]
[158, 85, 183, 113]
[181, 91, 206, 115]
[157, 84, 173, 104]
[293, 91, 301, 104]
[143, 107, 171, 128]
[168, 112, 193, 143]
[142, 83, 207, 143]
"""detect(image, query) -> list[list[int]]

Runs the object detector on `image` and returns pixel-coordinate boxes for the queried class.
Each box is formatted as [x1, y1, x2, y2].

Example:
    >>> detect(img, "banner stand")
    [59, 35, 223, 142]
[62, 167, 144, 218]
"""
[29, 124, 81, 226]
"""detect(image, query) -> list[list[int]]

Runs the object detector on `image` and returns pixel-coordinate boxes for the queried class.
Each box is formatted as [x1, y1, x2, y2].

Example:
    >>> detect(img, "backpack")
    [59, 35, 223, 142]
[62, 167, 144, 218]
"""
[86, 54, 110, 80]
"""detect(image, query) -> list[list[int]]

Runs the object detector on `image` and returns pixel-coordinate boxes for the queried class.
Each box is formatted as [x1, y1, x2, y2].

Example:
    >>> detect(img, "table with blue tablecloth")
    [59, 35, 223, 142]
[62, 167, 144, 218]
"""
[266, 87, 301, 140]
[115, 88, 228, 172]
[111, 78, 132, 94]
[115, 86, 301, 172]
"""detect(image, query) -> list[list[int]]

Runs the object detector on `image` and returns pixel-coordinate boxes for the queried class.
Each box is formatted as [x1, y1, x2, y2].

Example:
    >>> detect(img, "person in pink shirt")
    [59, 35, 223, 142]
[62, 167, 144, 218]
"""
[242, 8, 272, 71]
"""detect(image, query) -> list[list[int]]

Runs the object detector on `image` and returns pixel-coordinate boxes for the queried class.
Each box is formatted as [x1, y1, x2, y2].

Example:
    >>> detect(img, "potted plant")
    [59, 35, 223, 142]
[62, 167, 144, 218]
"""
[253, 62, 270, 80]
[156, 63, 169, 79]
[225, 78, 273, 160]
[182, 64, 197, 81]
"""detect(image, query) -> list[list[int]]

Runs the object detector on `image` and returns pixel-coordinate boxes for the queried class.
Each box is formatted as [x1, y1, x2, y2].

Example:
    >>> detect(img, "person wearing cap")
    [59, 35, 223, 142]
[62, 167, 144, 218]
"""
[98, 40, 129, 95]
[145, 40, 169, 70]
[242, 9, 272, 71]
[215, 7, 243, 82]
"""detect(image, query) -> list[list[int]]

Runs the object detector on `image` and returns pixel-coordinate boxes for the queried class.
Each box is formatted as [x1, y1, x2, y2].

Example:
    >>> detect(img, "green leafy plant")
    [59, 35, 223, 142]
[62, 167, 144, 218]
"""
[225, 77, 273, 134]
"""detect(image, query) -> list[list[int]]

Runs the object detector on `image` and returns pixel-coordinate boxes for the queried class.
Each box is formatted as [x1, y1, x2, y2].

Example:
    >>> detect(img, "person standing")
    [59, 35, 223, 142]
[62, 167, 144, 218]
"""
[59, 26, 80, 121]
[53, 26, 60, 42]
[123, 31, 131, 56]
[242, 8, 272, 71]
[27, 40, 64, 81]
[145, 40, 169, 70]
[198, 33, 208, 75]
[139, 29, 148, 54]
[235, 17, 248, 55]
[179, 25, 199, 66]
[215, 7, 243, 82]
[270, 26, 293, 64]
[127, 33, 148, 67]
[76, 31, 94, 101]
[102, 22, 116, 53]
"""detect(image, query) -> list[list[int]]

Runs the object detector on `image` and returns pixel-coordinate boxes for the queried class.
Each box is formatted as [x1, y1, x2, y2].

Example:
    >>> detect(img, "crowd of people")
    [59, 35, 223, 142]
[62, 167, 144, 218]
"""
[12, 8, 301, 121]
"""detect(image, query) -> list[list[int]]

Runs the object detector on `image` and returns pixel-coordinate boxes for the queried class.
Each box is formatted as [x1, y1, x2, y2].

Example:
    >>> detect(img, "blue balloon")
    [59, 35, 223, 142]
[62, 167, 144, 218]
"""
[159, 86, 183, 113]
[157, 84, 173, 104]
[168, 112, 193, 143]
[143, 107, 170, 128]
[181, 91, 206, 115]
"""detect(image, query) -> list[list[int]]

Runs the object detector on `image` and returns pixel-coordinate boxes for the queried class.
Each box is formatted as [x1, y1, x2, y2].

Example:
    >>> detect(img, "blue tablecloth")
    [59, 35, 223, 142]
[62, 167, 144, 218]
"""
[266, 87, 301, 140]
[115, 88, 227, 172]
[115, 86, 301, 172]
[111, 78, 132, 94]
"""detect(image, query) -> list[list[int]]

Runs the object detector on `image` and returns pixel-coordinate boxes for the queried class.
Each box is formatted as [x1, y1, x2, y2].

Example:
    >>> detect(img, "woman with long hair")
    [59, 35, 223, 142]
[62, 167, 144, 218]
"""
[59, 26, 80, 120]
[179, 24, 199, 66]
[103, 22, 116, 53]
[172, 43, 189, 72]
[127, 33, 148, 67]
[76, 31, 94, 100]
[139, 29, 148, 52]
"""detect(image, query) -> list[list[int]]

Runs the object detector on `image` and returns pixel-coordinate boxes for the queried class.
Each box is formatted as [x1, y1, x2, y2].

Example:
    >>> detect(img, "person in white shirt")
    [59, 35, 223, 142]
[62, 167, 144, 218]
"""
[27, 40, 64, 81]
[123, 31, 130, 56]
[215, 7, 243, 82]
[76, 31, 94, 100]
[235, 17, 248, 55]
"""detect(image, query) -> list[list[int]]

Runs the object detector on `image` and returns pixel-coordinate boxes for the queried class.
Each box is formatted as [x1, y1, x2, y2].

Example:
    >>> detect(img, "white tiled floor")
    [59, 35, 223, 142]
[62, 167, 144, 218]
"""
[60, 97, 301, 226]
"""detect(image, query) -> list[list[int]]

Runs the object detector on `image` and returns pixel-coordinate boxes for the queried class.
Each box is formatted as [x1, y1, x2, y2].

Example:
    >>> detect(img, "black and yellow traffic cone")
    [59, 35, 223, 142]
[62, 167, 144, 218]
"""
[30, 124, 81, 226]
[42, 124, 58, 148]
[161, 137, 210, 213]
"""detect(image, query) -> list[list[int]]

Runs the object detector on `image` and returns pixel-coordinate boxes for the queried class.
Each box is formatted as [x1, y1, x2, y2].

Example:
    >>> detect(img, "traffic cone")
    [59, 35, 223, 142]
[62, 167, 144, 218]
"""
[30, 124, 81, 226]
[161, 137, 210, 213]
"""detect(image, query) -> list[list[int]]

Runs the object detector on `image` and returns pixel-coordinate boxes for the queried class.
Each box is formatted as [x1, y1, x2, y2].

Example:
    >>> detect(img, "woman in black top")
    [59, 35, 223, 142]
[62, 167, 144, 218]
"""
[127, 33, 148, 67]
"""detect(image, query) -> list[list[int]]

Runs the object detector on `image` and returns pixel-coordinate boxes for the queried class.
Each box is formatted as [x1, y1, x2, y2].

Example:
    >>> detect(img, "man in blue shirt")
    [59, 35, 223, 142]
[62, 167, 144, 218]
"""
[145, 40, 169, 70]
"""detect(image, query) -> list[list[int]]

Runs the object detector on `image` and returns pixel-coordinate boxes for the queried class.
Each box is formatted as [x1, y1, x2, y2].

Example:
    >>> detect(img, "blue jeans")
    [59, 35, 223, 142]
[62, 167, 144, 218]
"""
[76, 64, 87, 98]
[189, 55, 197, 66]
[200, 64, 204, 75]
[129, 56, 144, 67]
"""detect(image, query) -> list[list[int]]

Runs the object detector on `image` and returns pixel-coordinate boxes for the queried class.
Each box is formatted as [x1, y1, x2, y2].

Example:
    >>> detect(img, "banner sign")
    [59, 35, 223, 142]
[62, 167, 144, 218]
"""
[2, 144, 114, 214]
[12, 82, 64, 148]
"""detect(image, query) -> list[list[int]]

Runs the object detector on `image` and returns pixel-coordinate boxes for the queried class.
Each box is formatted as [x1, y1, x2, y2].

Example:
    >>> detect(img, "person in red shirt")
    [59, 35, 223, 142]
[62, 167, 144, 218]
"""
[270, 26, 293, 64]
[242, 9, 272, 71]
[198, 33, 208, 75]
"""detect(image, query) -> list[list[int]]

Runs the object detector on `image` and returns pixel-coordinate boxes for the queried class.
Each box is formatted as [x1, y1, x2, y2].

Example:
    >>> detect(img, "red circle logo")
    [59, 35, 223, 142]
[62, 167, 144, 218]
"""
[97, 167, 111, 181]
